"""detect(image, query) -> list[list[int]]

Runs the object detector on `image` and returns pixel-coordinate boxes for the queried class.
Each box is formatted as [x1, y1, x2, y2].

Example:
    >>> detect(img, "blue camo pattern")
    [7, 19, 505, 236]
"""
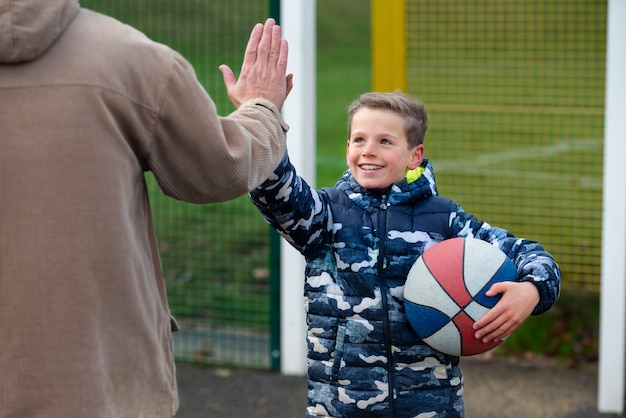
[250, 155, 561, 417]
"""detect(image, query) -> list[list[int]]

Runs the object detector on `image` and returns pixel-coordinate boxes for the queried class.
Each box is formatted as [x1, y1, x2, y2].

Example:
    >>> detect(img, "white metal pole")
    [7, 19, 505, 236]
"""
[279, 0, 316, 376]
[598, 0, 626, 413]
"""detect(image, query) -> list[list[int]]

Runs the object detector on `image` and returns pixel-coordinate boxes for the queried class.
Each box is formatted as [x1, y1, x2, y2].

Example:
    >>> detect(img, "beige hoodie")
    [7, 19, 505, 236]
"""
[0, 1, 288, 416]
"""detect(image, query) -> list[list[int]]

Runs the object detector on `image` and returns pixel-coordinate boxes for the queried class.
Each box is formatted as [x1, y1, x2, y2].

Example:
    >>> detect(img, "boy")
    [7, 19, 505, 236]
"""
[250, 92, 560, 417]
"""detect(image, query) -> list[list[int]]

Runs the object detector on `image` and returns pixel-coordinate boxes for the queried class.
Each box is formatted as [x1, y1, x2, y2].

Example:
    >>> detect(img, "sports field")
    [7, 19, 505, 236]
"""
[403, 0, 605, 293]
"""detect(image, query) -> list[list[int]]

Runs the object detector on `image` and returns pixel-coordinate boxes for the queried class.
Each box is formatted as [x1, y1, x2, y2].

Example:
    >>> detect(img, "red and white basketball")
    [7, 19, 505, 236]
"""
[404, 237, 517, 356]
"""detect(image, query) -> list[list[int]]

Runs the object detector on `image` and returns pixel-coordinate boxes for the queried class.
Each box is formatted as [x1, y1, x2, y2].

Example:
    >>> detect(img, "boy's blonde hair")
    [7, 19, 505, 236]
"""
[347, 91, 429, 149]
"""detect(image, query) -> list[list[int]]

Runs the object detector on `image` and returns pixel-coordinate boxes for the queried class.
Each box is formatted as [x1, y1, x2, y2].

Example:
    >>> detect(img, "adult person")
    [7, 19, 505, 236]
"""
[0, 0, 292, 416]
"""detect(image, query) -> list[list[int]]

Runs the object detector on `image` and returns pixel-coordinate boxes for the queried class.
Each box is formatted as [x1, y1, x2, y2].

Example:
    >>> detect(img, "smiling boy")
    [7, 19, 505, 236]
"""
[250, 91, 560, 417]
[347, 105, 424, 189]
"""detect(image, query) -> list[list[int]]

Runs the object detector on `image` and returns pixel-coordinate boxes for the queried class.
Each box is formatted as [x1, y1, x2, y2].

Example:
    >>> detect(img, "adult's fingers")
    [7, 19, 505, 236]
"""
[276, 36, 289, 75]
[240, 21, 265, 76]
[267, 24, 282, 70]
[219, 64, 235, 89]
[254, 18, 275, 76]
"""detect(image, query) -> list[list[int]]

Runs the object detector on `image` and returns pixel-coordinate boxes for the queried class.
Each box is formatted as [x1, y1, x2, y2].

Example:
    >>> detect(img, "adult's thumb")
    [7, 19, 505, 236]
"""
[219, 65, 235, 89]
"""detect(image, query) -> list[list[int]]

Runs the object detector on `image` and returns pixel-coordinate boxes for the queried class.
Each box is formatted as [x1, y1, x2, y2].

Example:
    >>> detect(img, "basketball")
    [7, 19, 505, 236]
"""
[404, 237, 517, 356]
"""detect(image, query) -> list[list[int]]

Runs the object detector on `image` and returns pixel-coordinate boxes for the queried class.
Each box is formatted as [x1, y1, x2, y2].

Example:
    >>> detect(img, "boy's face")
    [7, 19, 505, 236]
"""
[346, 108, 424, 190]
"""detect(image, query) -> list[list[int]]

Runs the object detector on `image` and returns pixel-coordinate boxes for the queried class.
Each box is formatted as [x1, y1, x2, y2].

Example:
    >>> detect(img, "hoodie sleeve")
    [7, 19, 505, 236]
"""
[447, 201, 561, 315]
[147, 50, 289, 204]
[250, 154, 329, 256]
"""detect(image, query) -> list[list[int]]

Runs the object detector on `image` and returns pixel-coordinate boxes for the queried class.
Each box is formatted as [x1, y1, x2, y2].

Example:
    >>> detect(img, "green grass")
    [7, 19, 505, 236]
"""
[316, 0, 372, 186]
[495, 289, 600, 365]
[80, 0, 606, 363]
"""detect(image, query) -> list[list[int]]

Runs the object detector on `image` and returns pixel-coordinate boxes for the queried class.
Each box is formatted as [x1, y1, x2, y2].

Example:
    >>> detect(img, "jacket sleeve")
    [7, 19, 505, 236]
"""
[447, 201, 561, 315]
[147, 50, 289, 204]
[249, 154, 329, 256]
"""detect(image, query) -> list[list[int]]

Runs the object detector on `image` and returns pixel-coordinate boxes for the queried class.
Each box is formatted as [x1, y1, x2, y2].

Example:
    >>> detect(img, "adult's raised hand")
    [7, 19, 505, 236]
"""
[220, 18, 294, 109]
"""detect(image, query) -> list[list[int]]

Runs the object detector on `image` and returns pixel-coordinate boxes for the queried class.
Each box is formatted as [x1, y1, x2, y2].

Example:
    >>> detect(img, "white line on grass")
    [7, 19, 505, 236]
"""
[433, 138, 602, 188]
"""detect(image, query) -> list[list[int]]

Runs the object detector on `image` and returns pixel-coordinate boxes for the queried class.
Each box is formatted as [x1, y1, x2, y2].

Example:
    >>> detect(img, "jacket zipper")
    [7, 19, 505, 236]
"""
[376, 195, 396, 416]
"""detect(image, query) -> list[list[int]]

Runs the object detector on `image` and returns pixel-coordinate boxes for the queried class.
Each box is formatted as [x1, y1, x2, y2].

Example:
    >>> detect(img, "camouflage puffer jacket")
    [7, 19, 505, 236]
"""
[250, 155, 560, 417]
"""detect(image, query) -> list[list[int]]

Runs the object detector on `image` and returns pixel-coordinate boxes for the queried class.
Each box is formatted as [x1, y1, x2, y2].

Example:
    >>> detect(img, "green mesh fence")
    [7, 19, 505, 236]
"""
[80, 0, 278, 369]
[405, 0, 606, 292]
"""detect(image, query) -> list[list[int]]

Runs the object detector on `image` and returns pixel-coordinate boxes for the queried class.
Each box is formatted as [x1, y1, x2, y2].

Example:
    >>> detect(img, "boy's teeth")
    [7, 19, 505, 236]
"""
[361, 165, 380, 170]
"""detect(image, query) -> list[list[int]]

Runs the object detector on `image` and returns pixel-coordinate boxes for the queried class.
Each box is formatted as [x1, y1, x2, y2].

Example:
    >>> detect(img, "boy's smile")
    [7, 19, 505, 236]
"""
[346, 108, 424, 190]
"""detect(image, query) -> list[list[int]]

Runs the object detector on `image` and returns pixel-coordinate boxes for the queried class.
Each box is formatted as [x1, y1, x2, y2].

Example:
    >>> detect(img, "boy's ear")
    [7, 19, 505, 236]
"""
[407, 144, 425, 170]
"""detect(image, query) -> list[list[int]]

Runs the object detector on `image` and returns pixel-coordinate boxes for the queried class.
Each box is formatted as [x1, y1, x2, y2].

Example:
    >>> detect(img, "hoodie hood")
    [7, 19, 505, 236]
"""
[0, 0, 80, 63]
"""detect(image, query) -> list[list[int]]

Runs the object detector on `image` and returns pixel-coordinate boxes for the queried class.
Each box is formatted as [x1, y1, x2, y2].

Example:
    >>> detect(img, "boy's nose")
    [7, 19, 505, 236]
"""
[362, 141, 377, 156]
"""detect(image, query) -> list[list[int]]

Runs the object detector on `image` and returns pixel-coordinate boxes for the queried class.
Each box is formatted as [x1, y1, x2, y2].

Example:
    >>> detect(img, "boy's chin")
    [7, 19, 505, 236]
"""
[356, 179, 396, 190]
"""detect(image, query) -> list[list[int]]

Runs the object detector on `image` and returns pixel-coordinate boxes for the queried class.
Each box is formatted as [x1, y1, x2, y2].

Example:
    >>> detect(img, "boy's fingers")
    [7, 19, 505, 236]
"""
[286, 73, 294, 96]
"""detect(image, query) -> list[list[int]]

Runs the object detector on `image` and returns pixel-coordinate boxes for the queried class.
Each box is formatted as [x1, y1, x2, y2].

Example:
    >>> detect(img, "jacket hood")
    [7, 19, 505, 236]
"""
[0, 0, 80, 63]
[335, 158, 439, 208]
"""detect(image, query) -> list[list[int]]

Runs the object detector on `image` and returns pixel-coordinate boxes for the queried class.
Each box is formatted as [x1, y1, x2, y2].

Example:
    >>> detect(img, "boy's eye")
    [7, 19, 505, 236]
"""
[352, 137, 364, 143]
[381, 138, 392, 145]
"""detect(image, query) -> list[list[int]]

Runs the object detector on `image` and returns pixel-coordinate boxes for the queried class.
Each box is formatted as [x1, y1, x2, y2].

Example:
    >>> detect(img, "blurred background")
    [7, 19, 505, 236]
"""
[80, 0, 605, 371]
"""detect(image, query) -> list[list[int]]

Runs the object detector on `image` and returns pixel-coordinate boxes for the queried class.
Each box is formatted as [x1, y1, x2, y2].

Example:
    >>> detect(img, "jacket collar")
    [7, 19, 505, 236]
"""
[335, 158, 439, 209]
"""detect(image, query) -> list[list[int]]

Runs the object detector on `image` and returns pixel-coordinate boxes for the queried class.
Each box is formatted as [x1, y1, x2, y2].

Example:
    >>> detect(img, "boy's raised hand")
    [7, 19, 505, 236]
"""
[220, 18, 294, 109]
